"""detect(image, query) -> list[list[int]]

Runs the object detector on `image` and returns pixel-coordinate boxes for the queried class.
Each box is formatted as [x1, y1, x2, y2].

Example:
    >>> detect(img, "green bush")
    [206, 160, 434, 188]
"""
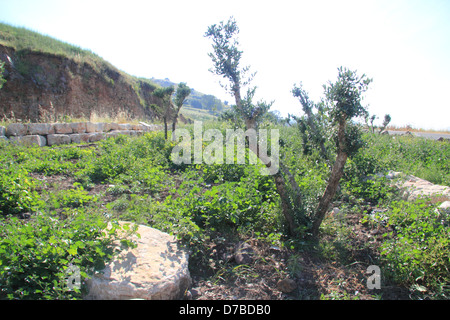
[380, 199, 450, 299]
[0, 166, 43, 215]
[0, 211, 137, 300]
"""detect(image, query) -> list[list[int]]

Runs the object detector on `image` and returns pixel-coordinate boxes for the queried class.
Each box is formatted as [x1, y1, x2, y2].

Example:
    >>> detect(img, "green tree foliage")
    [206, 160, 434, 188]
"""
[172, 82, 191, 137]
[0, 61, 6, 89]
[205, 17, 272, 130]
[205, 17, 300, 235]
[310, 67, 372, 237]
[152, 86, 175, 140]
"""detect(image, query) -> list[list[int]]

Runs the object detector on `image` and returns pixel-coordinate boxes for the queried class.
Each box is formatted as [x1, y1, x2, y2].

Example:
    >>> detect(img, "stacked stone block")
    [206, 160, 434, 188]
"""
[0, 122, 161, 147]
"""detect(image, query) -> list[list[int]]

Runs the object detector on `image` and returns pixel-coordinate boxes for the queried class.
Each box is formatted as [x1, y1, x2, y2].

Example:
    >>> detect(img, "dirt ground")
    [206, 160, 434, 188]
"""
[186, 213, 411, 300]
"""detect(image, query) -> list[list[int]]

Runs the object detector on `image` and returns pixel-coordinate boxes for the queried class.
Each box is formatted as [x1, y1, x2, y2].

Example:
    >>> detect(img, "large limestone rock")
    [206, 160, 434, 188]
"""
[27, 123, 54, 135]
[6, 123, 27, 136]
[85, 223, 191, 300]
[396, 174, 450, 203]
[53, 123, 73, 134]
[47, 134, 71, 146]
[70, 122, 87, 134]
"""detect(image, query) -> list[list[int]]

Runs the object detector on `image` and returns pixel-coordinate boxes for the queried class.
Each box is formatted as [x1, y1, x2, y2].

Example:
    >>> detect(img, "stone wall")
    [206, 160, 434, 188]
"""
[0, 122, 162, 147]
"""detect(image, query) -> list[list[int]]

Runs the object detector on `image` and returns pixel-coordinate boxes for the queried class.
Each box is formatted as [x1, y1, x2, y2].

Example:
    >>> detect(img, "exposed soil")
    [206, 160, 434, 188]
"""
[185, 217, 412, 301]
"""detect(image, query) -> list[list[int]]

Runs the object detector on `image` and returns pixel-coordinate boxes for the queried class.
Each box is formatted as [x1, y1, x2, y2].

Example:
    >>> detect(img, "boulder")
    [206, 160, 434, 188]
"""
[438, 201, 450, 215]
[86, 122, 104, 133]
[88, 132, 105, 142]
[386, 171, 403, 180]
[234, 241, 255, 265]
[47, 134, 71, 146]
[85, 223, 191, 300]
[6, 123, 27, 136]
[140, 122, 163, 132]
[53, 123, 73, 134]
[396, 175, 450, 203]
[118, 123, 133, 131]
[109, 123, 119, 131]
[70, 122, 87, 134]
[277, 278, 297, 294]
[106, 131, 121, 138]
[27, 123, 54, 135]
[20, 135, 47, 147]
[70, 133, 91, 144]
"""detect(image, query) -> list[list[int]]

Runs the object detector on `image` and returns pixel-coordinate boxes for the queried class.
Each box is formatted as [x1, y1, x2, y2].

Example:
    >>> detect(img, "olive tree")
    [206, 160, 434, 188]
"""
[301, 67, 372, 238]
[205, 17, 298, 235]
[172, 82, 191, 140]
[205, 17, 272, 131]
[152, 86, 175, 140]
[206, 17, 372, 239]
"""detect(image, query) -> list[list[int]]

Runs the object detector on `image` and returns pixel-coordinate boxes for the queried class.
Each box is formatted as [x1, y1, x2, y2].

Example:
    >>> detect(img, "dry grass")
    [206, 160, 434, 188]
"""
[386, 125, 450, 134]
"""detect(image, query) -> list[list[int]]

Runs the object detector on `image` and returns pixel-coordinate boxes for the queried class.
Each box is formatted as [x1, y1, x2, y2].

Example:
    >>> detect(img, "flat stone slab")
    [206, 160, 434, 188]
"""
[85, 222, 191, 300]
[27, 123, 54, 135]
[394, 174, 450, 203]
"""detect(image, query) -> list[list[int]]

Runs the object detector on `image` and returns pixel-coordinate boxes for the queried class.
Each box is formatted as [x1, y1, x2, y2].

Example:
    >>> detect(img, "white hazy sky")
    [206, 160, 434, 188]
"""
[1, 0, 449, 130]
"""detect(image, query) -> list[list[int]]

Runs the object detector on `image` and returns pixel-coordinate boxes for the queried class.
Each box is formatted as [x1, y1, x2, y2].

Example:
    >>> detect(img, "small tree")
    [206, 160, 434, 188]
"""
[378, 114, 392, 133]
[364, 113, 391, 134]
[172, 82, 191, 140]
[152, 86, 175, 140]
[310, 67, 372, 238]
[206, 17, 298, 235]
[205, 17, 272, 131]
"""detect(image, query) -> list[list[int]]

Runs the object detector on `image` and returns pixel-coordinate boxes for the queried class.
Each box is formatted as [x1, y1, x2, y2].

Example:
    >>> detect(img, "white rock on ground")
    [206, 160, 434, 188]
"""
[395, 175, 450, 202]
[438, 201, 450, 215]
[84, 222, 191, 300]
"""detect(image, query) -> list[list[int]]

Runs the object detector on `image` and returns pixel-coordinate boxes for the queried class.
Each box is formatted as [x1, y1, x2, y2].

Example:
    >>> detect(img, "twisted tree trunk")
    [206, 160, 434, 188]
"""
[311, 117, 348, 238]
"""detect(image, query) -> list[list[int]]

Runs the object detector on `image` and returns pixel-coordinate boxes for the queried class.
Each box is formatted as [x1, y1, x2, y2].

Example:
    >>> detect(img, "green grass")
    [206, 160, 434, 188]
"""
[0, 22, 161, 114]
[180, 106, 218, 121]
[0, 22, 111, 73]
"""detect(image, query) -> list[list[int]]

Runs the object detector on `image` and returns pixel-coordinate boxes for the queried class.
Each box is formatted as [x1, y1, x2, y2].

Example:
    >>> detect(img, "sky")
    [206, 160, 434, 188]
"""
[1, 0, 449, 130]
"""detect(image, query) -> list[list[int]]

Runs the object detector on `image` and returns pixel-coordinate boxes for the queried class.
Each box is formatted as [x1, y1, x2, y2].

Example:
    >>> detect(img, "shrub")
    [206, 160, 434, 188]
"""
[380, 199, 450, 299]
[0, 211, 137, 300]
[0, 166, 43, 215]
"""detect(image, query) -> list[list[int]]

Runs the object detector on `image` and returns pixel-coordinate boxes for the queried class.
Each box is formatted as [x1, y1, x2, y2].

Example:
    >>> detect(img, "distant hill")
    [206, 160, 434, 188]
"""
[151, 78, 230, 120]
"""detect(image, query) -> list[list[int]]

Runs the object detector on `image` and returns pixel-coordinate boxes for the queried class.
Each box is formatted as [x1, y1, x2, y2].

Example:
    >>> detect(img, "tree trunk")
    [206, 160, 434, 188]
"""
[311, 151, 347, 238]
[233, 81, 299, 236]
[172, 114, 178, 141]
[255, 138, 299, 236]
[273, 170, 298, 236]
[311, 117, 348, 238]
[164, 117, 168, 140]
